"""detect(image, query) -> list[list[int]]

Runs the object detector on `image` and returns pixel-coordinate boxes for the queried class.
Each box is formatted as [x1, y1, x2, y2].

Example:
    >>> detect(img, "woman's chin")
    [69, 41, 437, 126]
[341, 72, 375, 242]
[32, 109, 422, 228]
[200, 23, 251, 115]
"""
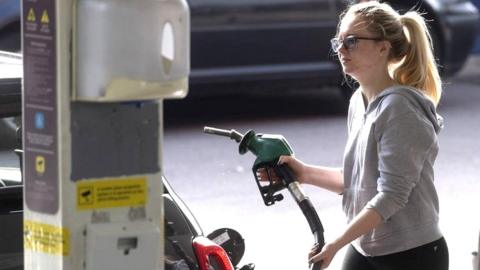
[342, 67, 356, 78]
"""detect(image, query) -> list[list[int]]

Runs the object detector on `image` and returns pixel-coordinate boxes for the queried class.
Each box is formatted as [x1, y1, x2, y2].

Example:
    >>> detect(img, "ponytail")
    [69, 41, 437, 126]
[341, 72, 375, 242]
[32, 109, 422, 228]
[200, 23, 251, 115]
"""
[393, 12, 442, 105]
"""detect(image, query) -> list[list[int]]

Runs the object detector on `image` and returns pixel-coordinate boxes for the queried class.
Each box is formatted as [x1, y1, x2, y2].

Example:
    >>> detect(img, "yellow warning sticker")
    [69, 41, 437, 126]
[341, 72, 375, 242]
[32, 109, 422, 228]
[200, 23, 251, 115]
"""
[41, 10, 49, 24]
[27, 8, 36, 22]
[35, 155, 45, 176]
[77, 177, 147, 210]
[24, 220, 70, 256]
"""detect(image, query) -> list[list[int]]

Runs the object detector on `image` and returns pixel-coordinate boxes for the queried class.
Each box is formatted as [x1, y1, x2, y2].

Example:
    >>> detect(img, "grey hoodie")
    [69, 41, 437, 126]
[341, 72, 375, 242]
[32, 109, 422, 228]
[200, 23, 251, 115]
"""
[343, 85, 444, 256]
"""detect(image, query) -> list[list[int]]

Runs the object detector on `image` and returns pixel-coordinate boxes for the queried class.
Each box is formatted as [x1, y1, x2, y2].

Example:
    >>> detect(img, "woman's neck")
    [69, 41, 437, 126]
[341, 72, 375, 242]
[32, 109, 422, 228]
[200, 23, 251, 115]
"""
[358, 74, 396, 104]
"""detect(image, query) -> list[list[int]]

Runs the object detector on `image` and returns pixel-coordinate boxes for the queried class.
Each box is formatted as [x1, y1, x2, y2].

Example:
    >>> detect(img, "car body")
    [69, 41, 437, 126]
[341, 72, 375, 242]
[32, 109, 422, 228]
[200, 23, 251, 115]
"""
[0, 0, 478, 96]
[0, 56, 242, 270]
[0, 0, 19, 52]
[0, 173, 239, 270]
[0, 50, 21, 118]
[188, 0, 479, 95]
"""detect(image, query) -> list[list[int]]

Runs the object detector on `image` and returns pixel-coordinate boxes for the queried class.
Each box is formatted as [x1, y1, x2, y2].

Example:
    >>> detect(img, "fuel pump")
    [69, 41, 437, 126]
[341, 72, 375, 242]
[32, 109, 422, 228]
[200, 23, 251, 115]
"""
[21, 0, 189, 269]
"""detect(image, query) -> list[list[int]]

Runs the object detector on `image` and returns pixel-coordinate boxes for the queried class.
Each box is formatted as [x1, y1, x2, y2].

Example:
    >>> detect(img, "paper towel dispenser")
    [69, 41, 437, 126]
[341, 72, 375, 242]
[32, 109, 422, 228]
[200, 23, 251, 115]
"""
[74, 0, 190, 102]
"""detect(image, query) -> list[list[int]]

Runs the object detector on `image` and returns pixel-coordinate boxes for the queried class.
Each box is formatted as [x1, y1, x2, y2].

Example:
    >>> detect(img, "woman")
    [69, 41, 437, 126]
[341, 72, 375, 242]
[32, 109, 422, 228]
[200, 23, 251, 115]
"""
[270, 1, 449, 269]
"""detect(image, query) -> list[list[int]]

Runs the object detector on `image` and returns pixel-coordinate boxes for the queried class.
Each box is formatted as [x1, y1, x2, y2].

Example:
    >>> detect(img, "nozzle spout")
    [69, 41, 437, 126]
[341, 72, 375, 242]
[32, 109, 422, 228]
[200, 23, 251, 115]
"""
[204, 126, 244, 142]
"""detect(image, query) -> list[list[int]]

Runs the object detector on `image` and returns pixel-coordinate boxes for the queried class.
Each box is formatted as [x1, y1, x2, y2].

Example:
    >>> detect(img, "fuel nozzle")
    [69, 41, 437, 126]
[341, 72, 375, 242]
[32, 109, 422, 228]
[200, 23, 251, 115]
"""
[204, 126, 325, 265]
[204, 127, 244, 143]
[204, 126, 294, 206]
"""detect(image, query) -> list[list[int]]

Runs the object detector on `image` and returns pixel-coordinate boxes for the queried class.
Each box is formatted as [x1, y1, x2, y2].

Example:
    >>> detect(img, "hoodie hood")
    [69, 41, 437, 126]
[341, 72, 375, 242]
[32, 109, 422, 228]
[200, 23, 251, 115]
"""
[366, 86, 444, 133]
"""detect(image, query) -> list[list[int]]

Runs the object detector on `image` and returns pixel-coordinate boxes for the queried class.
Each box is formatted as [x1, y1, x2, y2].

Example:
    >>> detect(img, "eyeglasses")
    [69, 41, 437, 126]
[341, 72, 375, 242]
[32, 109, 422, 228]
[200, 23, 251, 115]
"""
[330, 35, 383, 53]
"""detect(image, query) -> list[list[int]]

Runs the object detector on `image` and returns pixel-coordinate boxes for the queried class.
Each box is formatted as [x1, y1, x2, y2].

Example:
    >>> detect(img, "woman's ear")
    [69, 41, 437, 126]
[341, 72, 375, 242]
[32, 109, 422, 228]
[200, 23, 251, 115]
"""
[379, 40, 392, 56]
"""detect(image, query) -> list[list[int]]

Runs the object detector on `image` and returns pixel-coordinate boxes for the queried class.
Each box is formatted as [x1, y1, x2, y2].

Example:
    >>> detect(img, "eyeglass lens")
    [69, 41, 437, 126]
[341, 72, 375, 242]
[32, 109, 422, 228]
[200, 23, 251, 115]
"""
[331, 36, 357, 52]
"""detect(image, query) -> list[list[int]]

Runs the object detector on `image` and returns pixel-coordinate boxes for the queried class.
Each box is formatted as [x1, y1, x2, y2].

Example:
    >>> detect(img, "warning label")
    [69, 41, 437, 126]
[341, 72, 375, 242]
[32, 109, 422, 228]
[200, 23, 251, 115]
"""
[24, 220, 70, 256]
[41, 10, 49, 24]
[77, 177, 147, 210]
[27, 8, 36, 22]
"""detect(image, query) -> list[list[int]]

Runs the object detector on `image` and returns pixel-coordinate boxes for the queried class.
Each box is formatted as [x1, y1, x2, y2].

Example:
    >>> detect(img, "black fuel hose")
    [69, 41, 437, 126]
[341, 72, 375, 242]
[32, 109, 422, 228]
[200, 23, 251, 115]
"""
[299, 199, 325, 247]
[275, 165, 325, 270]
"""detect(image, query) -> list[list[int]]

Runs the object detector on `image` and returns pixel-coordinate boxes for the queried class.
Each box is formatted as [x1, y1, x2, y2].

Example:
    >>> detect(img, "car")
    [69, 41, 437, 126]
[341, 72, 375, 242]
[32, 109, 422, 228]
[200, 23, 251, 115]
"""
[0, 57, 251, 270]
[0, 0, 478, 97]
[0, 171, 247, 270]
[0, 0, 20, 52]
[0, 50, 21, 145]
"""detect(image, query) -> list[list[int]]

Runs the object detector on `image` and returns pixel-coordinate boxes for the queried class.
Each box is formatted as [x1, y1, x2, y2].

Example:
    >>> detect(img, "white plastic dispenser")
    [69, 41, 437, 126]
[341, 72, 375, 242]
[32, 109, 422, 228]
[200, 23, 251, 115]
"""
[75, 0, 190, 102]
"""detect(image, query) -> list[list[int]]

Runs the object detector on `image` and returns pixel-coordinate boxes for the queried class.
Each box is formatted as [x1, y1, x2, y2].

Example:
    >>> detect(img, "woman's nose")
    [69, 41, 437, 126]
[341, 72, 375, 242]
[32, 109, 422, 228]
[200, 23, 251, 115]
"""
[338, 44, 348, 56]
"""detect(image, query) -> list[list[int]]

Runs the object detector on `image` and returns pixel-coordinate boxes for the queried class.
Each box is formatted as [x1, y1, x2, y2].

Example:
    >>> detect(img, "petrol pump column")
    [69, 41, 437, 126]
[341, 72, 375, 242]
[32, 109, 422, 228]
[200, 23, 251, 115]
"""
[22, 0, 190, 269]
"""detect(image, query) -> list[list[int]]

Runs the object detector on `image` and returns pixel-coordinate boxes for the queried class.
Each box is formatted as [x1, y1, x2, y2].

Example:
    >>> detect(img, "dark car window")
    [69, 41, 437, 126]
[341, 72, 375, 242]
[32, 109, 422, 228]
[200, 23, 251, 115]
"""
[164, 194, 200, 270]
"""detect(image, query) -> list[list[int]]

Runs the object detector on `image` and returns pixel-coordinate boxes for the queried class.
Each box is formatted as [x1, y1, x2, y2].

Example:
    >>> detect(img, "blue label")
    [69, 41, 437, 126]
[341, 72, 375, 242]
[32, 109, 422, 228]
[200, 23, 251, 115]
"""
[35, 111, 45, 129]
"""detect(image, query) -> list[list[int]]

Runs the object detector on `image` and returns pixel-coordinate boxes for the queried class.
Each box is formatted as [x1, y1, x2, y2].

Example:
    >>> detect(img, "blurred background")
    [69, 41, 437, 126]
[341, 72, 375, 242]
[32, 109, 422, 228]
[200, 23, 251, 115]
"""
[1, 0, 480, 269]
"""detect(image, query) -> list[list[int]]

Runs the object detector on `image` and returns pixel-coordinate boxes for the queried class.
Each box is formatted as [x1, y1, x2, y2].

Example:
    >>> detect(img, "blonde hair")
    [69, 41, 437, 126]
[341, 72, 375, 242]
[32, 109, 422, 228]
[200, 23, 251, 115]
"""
[339, 1, 442, 105]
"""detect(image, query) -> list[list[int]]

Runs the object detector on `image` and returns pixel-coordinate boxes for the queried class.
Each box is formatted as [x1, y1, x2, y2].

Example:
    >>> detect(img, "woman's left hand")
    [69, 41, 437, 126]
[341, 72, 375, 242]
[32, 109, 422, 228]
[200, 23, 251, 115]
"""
[309, 241, 341, 269]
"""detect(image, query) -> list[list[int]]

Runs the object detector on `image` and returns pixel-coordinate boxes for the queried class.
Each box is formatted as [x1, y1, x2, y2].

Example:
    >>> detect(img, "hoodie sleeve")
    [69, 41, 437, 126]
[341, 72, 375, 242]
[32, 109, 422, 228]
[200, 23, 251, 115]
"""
[367, 98, 437, 221]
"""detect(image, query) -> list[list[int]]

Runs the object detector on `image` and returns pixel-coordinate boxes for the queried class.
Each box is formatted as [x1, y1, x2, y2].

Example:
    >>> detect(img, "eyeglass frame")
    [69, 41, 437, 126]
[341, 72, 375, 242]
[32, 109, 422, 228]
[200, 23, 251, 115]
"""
[330, 35, 383, 53]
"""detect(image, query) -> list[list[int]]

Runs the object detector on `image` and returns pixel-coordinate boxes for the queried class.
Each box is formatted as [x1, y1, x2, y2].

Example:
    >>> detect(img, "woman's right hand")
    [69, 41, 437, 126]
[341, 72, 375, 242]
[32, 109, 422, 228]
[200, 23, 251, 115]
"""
[277, 155, 306, 181]
[256, 155, 307, 184]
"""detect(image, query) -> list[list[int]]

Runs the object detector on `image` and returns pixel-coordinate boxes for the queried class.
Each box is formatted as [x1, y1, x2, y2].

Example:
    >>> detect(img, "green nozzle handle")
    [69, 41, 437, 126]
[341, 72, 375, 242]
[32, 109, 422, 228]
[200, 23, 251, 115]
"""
[240, 130, 294, 163]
